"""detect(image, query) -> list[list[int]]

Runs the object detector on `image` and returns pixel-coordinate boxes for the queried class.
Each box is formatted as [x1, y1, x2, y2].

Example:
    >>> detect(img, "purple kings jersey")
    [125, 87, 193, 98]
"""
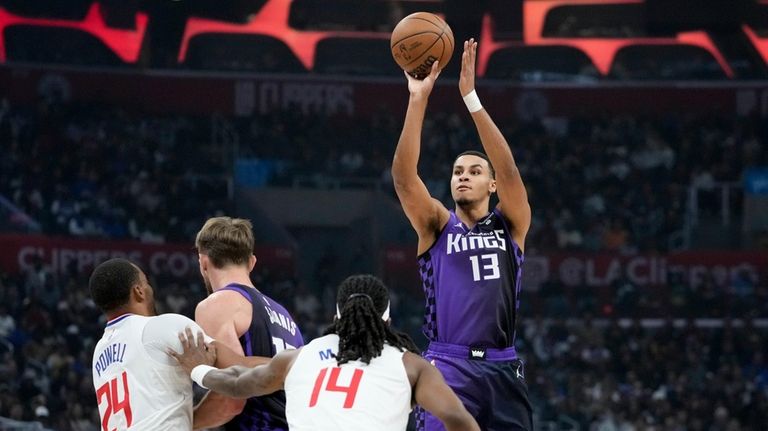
[418, 208, 524, 348]
[221, 284, 304, 431]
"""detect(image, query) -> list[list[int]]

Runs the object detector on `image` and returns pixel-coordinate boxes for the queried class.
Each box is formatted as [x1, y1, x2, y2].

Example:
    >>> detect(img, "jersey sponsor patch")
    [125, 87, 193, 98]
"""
[319, 348, 335, 361]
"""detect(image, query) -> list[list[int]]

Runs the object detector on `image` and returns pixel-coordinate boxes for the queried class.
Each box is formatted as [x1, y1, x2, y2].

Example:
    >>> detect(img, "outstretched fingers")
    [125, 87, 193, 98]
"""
[462, 40, 469, 70]
[470, 38, 477, 68]
[463, 38, 476, 72]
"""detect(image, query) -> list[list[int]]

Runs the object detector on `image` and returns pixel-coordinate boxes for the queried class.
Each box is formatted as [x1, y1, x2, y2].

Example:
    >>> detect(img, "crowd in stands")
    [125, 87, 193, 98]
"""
[0, 98, 232, 242]
[232, 107, 765, 253]
[536, 270, 768, 319]
[523, 318, 768, 430]
[3, 93, 765, 253]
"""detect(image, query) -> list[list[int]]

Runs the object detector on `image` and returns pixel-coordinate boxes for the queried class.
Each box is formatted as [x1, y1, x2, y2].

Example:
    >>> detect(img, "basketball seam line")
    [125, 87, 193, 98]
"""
[400, 27, 447, 69]
[399, 16, 446, 28]
[390, 30, 443, 50]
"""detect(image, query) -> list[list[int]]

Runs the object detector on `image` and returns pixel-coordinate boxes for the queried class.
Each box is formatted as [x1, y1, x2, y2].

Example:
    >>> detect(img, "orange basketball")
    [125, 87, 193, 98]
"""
[390, 12, 454, 79]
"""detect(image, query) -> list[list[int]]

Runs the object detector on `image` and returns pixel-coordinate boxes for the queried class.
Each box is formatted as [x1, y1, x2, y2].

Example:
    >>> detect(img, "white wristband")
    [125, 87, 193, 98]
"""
[463, 89, 483, 113]
[190, 365, 216, 389]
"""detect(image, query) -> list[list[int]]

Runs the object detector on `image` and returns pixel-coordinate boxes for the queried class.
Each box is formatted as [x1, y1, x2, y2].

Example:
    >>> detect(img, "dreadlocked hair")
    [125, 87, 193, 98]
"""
[323, 274, 419, 365]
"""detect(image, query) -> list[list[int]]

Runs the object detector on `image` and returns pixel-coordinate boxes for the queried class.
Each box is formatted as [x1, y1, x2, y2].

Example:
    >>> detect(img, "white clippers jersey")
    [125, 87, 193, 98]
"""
[284, 334, 412, 431]
[92, 313, 208, 431]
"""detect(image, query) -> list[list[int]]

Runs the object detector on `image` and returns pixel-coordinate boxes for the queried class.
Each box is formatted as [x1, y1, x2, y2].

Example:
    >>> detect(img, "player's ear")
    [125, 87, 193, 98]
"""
[132, 283, 145, 303]
[489, 178, 497, 194]
[248, 255, 257, 271]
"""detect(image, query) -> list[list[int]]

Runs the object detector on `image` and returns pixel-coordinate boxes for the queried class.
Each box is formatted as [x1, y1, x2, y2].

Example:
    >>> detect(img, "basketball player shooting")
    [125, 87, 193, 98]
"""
[391, 39, 534, 430]
[170, 275, 480, 431]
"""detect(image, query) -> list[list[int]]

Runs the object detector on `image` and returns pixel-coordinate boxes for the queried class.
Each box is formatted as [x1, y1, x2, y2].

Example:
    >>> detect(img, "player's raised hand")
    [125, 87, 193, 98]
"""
[405, 60, 441, 101]
[168, 326, 217, 374]
[459, 38, 478, 97]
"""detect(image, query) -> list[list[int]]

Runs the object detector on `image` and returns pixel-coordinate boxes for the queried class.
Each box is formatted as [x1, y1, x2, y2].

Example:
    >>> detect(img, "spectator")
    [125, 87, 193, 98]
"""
[0, 306, 15, 339]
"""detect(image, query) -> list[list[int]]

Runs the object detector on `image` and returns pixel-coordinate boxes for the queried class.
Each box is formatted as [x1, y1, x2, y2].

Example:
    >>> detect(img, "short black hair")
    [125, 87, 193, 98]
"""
[323, 274, 418, 365]
[454, 150, 495, 179]
[89, 258, 141, 313]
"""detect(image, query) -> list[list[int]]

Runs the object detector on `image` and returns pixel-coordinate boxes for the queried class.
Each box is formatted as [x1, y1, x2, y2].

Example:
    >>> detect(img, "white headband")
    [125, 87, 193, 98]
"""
[336, 298, 390, 321]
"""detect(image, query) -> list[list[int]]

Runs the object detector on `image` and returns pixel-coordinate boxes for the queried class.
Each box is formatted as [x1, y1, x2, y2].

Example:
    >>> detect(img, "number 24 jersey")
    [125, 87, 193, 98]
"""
[92, 313, 209, 431]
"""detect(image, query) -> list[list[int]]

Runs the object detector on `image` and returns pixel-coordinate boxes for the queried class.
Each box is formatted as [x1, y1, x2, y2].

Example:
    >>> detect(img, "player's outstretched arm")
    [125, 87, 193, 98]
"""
[170, 333, 298, 399]
[200, 349, 297, 399]
[459, 39, 531, 249]
[404, 353, 480, 431]
[392, 61, 450, 254]
[213, 340, 271, 368]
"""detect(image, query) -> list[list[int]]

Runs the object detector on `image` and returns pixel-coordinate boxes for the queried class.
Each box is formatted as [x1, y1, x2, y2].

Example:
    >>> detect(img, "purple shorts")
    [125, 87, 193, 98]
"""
[415, 342, 533, 431]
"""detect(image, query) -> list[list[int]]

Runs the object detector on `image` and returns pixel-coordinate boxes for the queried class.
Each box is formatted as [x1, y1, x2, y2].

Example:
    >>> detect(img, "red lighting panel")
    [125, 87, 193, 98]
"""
[0, 3, 147, 63]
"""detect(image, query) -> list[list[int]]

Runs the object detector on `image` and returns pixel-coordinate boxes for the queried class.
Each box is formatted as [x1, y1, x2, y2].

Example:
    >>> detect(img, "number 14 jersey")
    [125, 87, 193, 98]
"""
[418, 208, 524, 348]
[284, 334, 411, 431]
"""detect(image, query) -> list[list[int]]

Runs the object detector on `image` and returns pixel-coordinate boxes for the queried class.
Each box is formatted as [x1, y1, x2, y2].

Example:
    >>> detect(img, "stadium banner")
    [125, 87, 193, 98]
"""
[0, 234, 294, 278]
[383, 246, 768, 290]
[3, 65, 768, 119]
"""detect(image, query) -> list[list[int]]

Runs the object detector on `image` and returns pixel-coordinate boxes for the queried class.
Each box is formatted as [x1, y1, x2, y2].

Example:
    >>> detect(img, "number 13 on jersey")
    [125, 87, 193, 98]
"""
[470, 253, 501, 281]
[309, 367, 364, 409]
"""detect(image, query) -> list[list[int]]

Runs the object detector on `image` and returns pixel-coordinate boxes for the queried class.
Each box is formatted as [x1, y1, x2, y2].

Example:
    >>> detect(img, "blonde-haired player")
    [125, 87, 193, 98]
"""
[171, 275, 479, 431]
[192, 216, 304, 429]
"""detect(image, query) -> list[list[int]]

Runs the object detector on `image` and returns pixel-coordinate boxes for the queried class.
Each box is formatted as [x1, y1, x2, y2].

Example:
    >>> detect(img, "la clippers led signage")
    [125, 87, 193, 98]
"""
[1, 0, 766, 78]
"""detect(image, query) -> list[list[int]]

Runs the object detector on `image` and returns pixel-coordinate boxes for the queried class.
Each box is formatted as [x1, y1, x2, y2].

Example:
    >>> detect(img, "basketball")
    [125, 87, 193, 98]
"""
[390, 12, 454, 79]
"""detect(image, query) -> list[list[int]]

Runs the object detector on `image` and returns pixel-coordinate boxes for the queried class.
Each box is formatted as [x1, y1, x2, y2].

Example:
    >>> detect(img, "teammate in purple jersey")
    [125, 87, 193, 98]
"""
[192, 216, 304, 431]
[392, 39, 533, 430]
